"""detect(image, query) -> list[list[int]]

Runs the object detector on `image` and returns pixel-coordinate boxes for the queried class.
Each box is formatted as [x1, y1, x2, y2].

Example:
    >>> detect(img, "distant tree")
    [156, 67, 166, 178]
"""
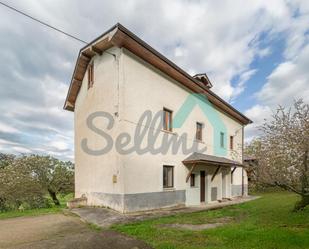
[0, 155, 45, 210]
[0, 153, 15, 169]
[244, 140, 261, 189]
[256, 100, 309, 210]
[0, 154, 74, 210]
[21, 155, 74, 206]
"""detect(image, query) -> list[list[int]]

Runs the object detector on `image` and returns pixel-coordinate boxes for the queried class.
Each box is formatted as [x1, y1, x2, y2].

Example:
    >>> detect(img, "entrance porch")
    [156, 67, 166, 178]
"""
[183, 152, 245, 206]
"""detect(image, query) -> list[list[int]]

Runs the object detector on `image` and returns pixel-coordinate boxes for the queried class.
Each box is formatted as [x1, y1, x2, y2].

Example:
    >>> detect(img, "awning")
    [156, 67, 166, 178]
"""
[182, 152, 243, 167]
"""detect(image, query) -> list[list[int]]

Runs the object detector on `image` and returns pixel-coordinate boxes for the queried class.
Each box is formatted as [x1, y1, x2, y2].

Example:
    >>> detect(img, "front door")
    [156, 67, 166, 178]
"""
[200, 171, 205, 202]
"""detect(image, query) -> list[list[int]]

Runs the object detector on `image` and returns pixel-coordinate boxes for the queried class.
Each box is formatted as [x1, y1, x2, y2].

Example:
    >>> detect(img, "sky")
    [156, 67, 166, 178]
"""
[0, 0, 308, 161]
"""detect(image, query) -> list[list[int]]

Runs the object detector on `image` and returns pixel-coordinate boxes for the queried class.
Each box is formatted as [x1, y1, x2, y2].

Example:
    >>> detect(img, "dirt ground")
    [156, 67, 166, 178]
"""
[0, 214, 152, 249]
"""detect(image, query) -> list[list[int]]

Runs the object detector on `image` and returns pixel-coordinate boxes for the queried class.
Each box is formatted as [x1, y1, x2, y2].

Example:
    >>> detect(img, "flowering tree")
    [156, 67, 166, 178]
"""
[257, 100, 309, 210]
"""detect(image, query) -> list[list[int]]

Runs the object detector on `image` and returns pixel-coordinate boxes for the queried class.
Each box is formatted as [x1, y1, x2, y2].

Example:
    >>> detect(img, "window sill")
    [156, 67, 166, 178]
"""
[161, 129, 177, 135]
[163, 187, 175, 191]
[194, 139, 205, 144]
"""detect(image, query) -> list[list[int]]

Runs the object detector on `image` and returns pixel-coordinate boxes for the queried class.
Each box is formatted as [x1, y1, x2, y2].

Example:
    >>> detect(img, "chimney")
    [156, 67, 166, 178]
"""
[193, 73, 213, 89]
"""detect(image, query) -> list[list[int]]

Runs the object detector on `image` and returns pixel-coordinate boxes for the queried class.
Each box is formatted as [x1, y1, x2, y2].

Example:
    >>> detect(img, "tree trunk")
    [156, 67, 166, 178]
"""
[294, 195, 309, 211]
[294, 150, 309, 211]
[0, 197, 6, 211]
[48, 189, 60, 206]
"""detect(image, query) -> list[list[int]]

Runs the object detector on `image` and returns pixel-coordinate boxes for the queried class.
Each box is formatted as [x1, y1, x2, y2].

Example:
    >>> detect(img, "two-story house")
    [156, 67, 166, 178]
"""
[64, 23, 252, 213]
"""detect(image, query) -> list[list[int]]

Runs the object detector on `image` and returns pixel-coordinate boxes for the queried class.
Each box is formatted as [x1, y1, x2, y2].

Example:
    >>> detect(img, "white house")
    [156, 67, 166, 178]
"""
[64, 23, 252, 213]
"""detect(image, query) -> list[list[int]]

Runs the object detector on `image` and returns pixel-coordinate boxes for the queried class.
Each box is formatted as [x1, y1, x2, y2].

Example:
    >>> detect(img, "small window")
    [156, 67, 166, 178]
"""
[87, 63, 94, 89]
[230, 136, 234, 150]
[196, 122, 203, 141]
[163, 108, 173, 131]
[163, 166, 174, 188]
[220, 132, 224, 148]
[190, 173, 195, 187]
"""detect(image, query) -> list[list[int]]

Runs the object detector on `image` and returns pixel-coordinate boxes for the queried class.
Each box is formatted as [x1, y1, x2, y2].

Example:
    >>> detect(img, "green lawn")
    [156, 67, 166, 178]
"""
[0, 193, 73, 219]
[112, 192, 309, 249]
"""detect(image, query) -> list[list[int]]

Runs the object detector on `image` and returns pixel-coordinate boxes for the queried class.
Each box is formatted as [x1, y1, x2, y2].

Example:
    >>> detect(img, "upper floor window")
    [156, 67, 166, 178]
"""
[163, 165, 174, 188]
[163, 108, 173, 132]
[220, 132, 224, 148]
[230, 136, 234, 150]
[87, 63, 94, 89]
[196, 122, 203, 141]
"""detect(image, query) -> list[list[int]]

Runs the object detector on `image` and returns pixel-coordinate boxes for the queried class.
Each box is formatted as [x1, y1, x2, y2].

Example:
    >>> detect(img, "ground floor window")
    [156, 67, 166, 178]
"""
[163, 165, 174, 188]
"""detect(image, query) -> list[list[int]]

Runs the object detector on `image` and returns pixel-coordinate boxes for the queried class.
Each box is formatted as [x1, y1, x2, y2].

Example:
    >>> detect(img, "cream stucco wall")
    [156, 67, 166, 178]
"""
[120, 49, 245, 196]
[73, 46, 247, 212]
[74, 47, 125, 210]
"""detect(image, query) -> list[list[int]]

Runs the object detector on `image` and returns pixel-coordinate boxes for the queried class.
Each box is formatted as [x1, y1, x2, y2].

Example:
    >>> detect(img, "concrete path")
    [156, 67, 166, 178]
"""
[71, 196, 259, 228]
[0, 214, 152, 249]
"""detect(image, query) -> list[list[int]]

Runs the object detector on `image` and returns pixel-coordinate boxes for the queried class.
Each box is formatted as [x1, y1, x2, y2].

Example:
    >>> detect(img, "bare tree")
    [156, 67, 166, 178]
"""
[256, 99, 309, 210]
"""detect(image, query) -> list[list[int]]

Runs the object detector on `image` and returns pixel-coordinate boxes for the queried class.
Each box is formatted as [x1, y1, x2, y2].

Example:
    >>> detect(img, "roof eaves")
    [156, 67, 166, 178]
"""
[116, 24, 252, 125]
[64, 23, 253, 125]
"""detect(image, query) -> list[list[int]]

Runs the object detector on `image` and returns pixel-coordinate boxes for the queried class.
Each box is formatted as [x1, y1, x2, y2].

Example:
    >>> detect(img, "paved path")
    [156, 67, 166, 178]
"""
[71, 196, 259, 228]
[0, 214, 152, 249]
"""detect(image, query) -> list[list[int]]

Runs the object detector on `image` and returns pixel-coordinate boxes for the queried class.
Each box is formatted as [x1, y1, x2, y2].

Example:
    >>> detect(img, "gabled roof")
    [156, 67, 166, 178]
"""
[183, 152, 243, 167]
[64, 23, 252, 125]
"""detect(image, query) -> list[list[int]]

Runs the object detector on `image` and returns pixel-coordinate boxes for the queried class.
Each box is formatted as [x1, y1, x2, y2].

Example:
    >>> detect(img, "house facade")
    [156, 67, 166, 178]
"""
[64, 24, 252, 213]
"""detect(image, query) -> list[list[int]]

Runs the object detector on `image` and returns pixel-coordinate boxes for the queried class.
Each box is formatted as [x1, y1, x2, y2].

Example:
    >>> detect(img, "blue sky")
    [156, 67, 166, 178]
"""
[233, 34, 286, 111]
[0, 0, 308, 160]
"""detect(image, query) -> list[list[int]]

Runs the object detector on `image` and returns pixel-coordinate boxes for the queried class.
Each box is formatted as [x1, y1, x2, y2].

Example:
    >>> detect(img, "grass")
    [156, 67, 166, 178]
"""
[87, 222, 103, 232]
[112, 192, 309, 249]
[0, 193, 73, 220]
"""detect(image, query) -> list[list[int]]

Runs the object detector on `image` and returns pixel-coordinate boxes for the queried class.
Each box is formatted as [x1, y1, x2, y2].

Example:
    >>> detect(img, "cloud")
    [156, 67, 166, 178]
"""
[11, 146, 32, 154]
[243, 0, 309, 143]
[0, 0, 308, 159]
[245, 53, 309, 143]
[231, 69, 258, 103]
[244, 105, 272, 142]
[0, 122, 20, 134]
[257, 47, 271, 58]
[257, 44, 309, 106]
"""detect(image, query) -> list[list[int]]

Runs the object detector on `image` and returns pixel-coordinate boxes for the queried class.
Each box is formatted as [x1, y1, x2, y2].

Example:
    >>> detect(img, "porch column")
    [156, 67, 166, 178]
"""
[227, 168, 232, 198]
[217, 169, 223, 200]
[205, 171, 212, 203]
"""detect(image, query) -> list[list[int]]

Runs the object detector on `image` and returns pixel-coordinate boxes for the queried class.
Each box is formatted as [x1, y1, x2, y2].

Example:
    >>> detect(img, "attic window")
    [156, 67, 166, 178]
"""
[193, 73, 213, 89]
[87, 63, 94, 89]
